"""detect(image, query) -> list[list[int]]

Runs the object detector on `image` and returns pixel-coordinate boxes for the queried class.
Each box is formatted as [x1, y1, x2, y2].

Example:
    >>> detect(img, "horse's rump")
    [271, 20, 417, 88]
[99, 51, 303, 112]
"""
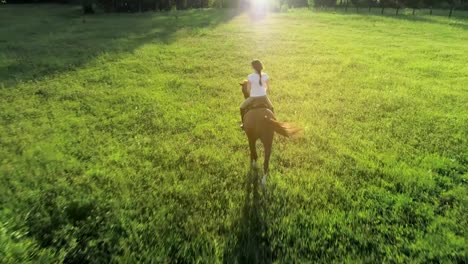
[243, 108, 275, 131]
[244, 108, 302, 138]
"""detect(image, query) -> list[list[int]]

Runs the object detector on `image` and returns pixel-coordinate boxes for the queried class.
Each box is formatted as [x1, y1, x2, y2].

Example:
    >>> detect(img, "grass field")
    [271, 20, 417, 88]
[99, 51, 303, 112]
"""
[1, 5, 467, 263]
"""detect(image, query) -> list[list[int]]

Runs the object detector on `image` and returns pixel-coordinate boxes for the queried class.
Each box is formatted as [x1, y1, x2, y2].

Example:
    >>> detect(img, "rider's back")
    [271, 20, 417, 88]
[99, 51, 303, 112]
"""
[248, 72, 269, 97]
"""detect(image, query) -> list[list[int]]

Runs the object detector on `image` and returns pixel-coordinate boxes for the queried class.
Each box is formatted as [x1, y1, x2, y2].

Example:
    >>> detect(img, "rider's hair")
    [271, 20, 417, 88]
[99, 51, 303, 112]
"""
[251, 59, 264, 86]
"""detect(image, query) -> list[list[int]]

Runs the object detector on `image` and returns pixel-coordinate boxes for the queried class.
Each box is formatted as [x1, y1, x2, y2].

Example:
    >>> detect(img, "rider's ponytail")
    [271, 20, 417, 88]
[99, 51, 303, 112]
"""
[251, 59, 264, 86]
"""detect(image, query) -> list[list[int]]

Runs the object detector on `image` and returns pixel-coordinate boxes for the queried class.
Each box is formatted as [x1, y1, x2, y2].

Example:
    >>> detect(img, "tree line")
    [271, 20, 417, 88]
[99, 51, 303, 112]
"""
[313, 0, 467, 16]
[2, 0, 466, 15]
[86, 0, 467, 14]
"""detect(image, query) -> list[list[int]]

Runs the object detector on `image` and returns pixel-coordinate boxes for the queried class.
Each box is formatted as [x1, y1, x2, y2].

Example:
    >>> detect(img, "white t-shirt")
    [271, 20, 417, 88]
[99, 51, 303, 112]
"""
[248, 72, 269, 97]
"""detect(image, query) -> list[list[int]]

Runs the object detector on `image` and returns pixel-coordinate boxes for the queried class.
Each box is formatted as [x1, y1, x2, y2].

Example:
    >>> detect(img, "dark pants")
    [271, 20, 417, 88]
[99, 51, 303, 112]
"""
[240, 96, 274, 123]
[240, 96, 273, 110]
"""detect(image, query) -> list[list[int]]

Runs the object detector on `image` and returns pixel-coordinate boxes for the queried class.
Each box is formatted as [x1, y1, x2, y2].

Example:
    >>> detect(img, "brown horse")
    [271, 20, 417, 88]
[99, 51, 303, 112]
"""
[240, 80, 301, 185]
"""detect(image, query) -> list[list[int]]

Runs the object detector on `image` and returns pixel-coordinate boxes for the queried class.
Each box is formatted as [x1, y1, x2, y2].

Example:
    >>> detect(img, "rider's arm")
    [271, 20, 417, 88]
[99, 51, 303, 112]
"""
[247, 81, 252, 90]
[265, 79, 270, 91]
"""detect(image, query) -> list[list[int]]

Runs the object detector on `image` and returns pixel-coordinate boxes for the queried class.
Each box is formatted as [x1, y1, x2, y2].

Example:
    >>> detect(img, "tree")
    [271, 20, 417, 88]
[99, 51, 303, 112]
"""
[351, 0, 366, 11]
[422, 0, 435, 14]
[288, 0, 308, 8]
[394, 0, 402, 15]
[82, 0, 95, 13]
[176, 0, 187, 9]
[367, 0, 378, 12]
[314, 0, 336, 8]
[447, 0, 461, 17]
[379, 0, 396, 14]
[402, 0, 421, 15]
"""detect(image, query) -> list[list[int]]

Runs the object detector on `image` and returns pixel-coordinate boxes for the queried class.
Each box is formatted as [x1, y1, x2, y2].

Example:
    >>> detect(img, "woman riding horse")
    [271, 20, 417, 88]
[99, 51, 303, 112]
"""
[239, 61, 301, 184]
[239, 60, 274, 127]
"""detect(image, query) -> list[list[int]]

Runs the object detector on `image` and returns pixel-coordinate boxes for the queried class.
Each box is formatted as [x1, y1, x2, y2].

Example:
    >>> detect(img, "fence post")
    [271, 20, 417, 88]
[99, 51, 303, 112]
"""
[429, 6, 432, 15]
[449, 6, 453, 17]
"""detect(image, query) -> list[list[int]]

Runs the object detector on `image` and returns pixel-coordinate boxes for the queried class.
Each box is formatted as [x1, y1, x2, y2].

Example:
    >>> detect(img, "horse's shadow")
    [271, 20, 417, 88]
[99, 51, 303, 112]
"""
[224, 168, 272, 264]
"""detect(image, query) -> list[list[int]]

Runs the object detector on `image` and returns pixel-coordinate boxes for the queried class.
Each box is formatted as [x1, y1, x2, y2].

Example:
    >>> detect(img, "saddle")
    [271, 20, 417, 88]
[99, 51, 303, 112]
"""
[242, 102, 274, 122]
[246, 102, 272, 113]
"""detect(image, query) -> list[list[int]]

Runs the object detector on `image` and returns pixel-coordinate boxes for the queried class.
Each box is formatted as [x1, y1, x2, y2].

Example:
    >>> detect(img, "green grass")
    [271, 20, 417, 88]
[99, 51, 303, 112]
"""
[1, 4, 467, 263]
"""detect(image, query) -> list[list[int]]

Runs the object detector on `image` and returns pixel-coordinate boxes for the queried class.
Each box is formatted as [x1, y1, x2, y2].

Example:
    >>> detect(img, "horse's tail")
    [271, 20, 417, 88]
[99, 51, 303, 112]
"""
[265, 117, 302, 138]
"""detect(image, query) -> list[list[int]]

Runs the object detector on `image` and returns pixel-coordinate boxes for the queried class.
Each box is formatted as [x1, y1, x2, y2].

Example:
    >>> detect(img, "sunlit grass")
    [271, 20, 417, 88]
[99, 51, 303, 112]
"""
[0, 5, 467, 263]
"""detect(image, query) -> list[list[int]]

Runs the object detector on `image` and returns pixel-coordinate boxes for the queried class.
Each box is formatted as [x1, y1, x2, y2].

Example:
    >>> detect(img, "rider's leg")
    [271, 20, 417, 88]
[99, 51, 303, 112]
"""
[240, 97, 253, 109]
[240, 97, 253, 125]
[265, 96, 274, 112]
[240, 108, 246, 123]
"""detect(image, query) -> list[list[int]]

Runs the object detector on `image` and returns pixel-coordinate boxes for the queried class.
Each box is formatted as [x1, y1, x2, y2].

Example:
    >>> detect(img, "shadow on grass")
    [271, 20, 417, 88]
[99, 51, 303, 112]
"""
[224, 168, 272, 264]
[0, 5, 240, 86]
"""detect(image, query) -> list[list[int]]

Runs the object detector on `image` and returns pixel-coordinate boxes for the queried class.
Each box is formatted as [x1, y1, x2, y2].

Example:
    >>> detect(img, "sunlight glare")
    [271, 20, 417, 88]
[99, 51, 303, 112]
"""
[248, 0, 269, 20]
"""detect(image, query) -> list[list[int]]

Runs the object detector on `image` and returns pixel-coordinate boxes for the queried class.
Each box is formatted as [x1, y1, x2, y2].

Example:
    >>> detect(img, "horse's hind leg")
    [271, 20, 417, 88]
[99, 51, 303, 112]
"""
[261, 131, 274, 186]
[248, 135, 258, 168]
[263, 141, 272, 176]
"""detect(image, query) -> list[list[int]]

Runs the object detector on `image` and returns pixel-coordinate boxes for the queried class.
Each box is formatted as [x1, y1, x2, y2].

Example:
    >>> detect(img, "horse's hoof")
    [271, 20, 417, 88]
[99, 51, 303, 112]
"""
[251, 160, 258, 168]
[261, 175, 267, 188]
